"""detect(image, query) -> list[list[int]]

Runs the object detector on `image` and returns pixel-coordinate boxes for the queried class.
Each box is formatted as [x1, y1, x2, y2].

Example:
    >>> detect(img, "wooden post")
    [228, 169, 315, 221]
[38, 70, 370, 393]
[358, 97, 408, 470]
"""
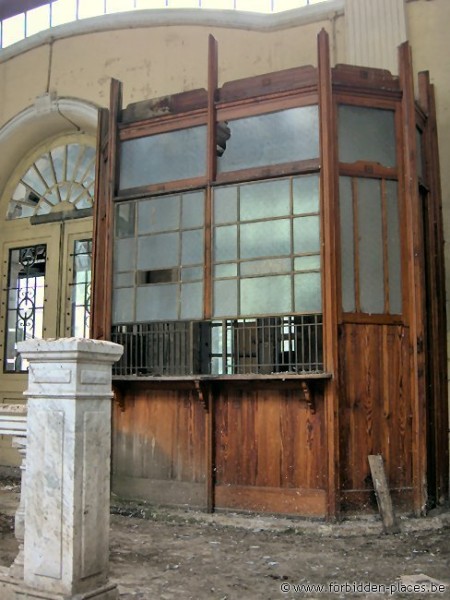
[318, 29, 340, 520]
[368, 454, 399, 534]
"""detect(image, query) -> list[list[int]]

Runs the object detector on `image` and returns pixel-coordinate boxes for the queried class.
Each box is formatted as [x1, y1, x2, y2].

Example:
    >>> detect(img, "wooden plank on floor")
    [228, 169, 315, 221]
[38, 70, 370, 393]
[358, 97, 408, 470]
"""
[368, 454, 399, 533]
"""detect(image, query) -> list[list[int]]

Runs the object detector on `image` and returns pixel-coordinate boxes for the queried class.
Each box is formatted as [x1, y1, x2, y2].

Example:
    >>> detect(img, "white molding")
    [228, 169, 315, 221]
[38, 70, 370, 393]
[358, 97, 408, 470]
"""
[0, 2, 344, 64]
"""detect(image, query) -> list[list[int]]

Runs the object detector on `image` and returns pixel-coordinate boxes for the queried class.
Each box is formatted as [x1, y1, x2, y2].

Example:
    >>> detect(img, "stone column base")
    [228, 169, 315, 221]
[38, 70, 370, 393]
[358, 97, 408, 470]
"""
[15, 582, 118, 600]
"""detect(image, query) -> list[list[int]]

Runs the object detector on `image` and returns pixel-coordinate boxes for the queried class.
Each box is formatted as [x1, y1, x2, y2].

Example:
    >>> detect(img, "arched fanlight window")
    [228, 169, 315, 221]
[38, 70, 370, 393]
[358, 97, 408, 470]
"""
[7, 143, 96, 220]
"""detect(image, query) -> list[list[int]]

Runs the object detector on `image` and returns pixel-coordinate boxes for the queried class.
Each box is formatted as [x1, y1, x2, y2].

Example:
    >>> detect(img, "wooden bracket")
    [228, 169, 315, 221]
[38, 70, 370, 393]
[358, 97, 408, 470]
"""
[301, 381, 315, 413]
[194, 380, 208, 411]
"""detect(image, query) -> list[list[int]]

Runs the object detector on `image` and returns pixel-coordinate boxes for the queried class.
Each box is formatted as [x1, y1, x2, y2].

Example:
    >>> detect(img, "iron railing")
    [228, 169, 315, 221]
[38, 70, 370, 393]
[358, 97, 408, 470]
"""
[112, 314, 323, 376]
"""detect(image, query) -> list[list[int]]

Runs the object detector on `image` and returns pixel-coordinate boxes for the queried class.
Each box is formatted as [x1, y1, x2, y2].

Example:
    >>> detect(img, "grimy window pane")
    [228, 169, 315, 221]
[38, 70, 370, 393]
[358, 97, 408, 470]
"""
[214, 225, 237, 261]
[386, 181, 402, 314]
[182, 229, 204, 265]
[294, 272, 322, 313]
[136, 284, 178, 321]
[339, 177, 355, 312]
[294, 255, 321, 271]
[182, 191, 205, 228]
[293, 216, 320, 254]
[240, 179, 290, 221]
[112, 287, 135, 324]
[214, 263, 238, 278]
[293, 174, 320, 214]
[358, 178, 384, 313]
[338, 105, 396, 167]
[137, 232, 179, 270]
[213, 186, 238, 224]
[213, 279, 238, 317]
[138, 195, 180, 234]
[241, 275, 291, 315]
[114, 238, 136, 272]
[120, 125, 207, 189]
[240, 219, 290, 259]
[217, 106, 319, 173]
[240, 257, 291, 276]
[180, 282, 203, 319]
[115, 202, 135, 237]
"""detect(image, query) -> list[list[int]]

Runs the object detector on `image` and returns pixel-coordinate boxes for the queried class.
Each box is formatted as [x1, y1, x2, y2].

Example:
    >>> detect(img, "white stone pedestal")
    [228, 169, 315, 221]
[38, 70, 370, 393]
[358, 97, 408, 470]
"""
[15, 338, 123, 600]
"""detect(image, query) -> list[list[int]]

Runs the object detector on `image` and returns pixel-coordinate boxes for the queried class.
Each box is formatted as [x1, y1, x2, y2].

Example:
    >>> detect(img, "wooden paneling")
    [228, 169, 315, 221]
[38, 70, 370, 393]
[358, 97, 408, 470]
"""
[112, 384, 206, 507]
[214, 383, 326, 516]
[338, 323, 413, 512]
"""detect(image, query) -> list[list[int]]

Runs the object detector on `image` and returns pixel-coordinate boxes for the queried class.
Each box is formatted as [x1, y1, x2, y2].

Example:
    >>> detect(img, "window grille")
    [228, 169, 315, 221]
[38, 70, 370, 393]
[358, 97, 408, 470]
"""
[111, 314, 323, 376]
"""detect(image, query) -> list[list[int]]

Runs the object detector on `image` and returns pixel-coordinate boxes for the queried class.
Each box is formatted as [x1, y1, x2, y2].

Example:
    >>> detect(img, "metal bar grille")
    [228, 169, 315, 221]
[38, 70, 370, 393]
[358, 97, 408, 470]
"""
[112, 314, 323, 376]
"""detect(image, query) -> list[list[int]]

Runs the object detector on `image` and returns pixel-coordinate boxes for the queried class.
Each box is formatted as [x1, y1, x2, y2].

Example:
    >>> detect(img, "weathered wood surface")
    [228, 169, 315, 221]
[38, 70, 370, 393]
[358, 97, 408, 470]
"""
[368, 454, 399, 533]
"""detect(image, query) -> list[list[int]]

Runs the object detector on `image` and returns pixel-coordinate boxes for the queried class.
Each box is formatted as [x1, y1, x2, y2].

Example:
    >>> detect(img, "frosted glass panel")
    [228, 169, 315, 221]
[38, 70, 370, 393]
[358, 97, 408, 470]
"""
[182, 229, 204, 265]
[358, 179, 384, 313]
[293, 175, 320, 214]
[136, 284, 178, 321]
[218, 106, 319, 172]
[213, 279, 238, 317]
[214, 186, 237, 224]
[294, 273, 322, 313]
[214, 263, 238, 278]
[294, 255, 321, 271]
[241, 275, 291, 315]
[240, 179, 290, 221]
[386, 181, 402, 314]
[241, 257, 291, 276]
[293, 216, 320, 254]
[214, 225, 237, 261]
[113, 288, 134, 323]
[116, 202, 135, 237]
[339, 106, 396, 167]
[182, 191, 205, 228]
[180, 282, 203, 319]
[138, 195, 180, 234]
[241, 220, 290, 259]
[137, 233, 179, 270]
[339, 177, 355, 312]
[181, 267, 203, 282]
[114, 272, 135, 287]
[120, 125, 206, 189]
[114, 238, 136, 272]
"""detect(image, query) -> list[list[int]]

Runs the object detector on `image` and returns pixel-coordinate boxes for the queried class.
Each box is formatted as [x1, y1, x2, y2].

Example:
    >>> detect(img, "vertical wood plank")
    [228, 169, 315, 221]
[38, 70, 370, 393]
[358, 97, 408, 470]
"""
[399, 43, 427, 515]
[318, 29, 340, 519]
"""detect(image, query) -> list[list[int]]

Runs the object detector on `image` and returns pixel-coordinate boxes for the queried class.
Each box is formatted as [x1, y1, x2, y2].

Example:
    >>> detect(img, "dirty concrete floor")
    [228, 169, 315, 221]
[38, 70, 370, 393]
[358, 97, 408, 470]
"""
[0, 480, 449, 599]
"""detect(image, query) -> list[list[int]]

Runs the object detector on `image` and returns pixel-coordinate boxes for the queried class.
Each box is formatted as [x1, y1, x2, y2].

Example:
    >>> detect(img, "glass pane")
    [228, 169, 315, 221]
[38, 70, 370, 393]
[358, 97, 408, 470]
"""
[214, 186, 238, 224]
[240, 257, 291, 276]
[240, 179, 290, 221]
[182, 191, 205, 228]
[51, 0, 77, 27]
[181, 266, 203, 282]
[240, 220, 290, 259]
[294, 254, 321, 271]
[26, 5, 50, 37]
[214, 225, 237, 261]
[386, 181, 402, 314]
[114, 238, 136, 272]
[112, 288, 135, 323]
[241, 275, 291, 315]
[294, 272, 322, 313]
[293, 174, 320, 214]
[181, 229, 204, 265]
[2, 14, 25, 48]
[218, 106, 319, 173]
[137, 233, 179, 270]
[5, 245, 47, 371]
[293, 216, 320, 254]
[78, 0, 105, 19]
[71, 239, 92, 338]
[115, 202, 135, 237]
[180, 282, 203, 319]
[136, 284, 178, 321]
[339, 105, 396, 167]
[214, 263, 238, 278]
[120, 126, 207, 189]
[339, 177, 355, 312]
[138, 195, 180, 234]
[114, 272, 135, 287]
[213, 279, 238, 317]
[358, 178, 384, 313]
